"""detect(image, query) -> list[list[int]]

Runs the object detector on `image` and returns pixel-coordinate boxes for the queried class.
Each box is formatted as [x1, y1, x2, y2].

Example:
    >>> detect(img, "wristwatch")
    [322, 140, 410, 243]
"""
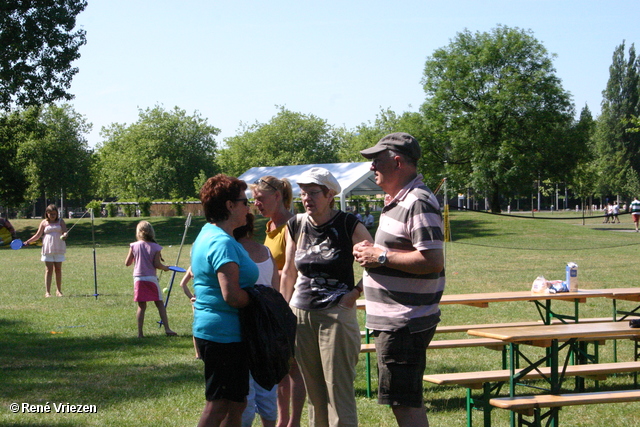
[377, 250, 388, 265]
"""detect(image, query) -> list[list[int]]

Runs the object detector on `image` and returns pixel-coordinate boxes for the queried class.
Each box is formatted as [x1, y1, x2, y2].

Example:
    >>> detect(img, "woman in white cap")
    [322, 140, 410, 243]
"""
[281, 167, 372, 427]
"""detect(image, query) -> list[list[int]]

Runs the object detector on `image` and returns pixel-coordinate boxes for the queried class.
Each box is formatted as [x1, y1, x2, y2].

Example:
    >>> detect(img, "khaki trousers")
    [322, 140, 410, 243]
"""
[291, 305, 361, 427]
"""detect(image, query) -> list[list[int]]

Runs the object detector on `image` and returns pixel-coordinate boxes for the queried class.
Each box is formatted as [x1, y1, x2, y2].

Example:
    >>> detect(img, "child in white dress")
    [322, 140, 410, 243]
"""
[24, 204, 68, 297]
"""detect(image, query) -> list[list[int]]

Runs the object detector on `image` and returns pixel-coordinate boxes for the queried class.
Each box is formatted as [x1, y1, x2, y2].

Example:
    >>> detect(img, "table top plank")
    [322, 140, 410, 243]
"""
[356, 288, 640, 310]
[440, 290, 610, 305]
[602, 287, 640, 302]
[468, 321, 640, 345]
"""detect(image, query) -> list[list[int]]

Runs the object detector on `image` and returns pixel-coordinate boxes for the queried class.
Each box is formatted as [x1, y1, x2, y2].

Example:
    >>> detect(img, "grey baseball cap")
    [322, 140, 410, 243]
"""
[360, 132, 421, 160]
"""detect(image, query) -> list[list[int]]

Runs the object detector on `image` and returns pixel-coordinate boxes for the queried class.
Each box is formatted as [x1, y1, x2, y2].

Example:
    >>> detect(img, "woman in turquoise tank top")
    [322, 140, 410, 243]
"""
[191, 174, 258, 427]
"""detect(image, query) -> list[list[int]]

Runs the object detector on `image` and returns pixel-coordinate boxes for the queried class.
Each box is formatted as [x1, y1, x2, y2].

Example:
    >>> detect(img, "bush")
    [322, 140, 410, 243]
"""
[173, 200, 184, 216]
[86, 200, 102, 214]
[123, 204, 136, 217]
[138, 198, 151, 217]
[106, 203, 117, 218]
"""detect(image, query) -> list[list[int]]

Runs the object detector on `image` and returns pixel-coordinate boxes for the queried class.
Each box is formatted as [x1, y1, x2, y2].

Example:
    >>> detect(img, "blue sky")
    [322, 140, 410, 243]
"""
[69, 1, 640, 148]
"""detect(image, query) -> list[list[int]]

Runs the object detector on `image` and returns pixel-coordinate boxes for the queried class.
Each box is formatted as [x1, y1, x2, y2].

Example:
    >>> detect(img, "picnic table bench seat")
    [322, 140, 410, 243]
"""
[490, 388, 640, 414]
[423, 361, 640, 389]
[490, 389, 640, 426]
[435, 321, 543, 334]
[362, 331, 636, 355]
[424, 361, 640, 427]
[361, 337, 507, 354]
[359, 321, 540, 337]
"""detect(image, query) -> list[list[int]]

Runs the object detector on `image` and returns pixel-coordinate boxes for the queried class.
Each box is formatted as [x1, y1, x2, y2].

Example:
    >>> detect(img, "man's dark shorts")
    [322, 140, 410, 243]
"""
[373, 326, 437, 408]
[195, 338, 250, 403]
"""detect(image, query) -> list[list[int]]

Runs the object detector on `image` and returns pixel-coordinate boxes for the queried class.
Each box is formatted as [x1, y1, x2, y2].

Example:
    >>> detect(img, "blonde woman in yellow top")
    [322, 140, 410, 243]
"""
[251, 176, 304, 427]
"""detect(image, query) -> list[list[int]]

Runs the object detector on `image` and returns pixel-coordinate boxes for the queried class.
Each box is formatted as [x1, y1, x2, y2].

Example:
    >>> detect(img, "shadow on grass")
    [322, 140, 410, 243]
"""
[16, 216, 273, 249]
[1, 424, 78, 427]
[450, 217, 505, 240]
[0, 325, 202, 407]
[56, 217, 209, 248]
[428, 395, 468, 413]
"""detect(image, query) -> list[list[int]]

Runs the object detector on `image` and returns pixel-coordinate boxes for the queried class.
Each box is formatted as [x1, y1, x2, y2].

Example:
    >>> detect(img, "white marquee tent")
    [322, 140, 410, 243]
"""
[238, 162, 384, 212]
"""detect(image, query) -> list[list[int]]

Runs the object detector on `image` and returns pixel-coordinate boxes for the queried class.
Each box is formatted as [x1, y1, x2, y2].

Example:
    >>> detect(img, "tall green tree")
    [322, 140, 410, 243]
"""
[218, 106, 338, 177]
[335, 108, 414, 162]
[335, 109, 446, 189]
[0, 108, 41, 209]
[95, 106, 219, 200]
[594, 41, 640, 199]
[0, 1, 87, 211]
[18, 104, 93, 204]
[568, 105, 599, 209]
[628, 115, 640, 133]
[420, 25, 576, 212]
[0, 0, 87, 110]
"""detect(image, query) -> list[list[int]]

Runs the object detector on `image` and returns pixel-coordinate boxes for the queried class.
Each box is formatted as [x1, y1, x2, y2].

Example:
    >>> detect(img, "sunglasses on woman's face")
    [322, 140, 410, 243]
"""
[233, 198, 250, 206]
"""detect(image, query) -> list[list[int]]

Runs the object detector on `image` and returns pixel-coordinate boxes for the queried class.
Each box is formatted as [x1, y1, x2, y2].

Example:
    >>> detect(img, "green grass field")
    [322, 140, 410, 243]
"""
[2, 211, 640, 426]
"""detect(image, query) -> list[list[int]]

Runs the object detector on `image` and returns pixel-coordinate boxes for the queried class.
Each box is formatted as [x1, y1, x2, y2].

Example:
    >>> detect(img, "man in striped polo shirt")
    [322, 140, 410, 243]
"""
[354, 132, 445, 427]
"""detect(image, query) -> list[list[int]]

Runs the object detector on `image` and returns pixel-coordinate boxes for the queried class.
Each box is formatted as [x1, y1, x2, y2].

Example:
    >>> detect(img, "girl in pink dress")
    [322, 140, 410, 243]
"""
[24, 204, 68, 297]
[124, 220, 177, 338]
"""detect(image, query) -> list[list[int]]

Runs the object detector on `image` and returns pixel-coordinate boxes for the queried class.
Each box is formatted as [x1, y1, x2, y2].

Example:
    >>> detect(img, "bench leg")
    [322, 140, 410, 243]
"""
[466, 383, 494, 427]
[481, 383, 493, 427]
[365, 353, 371, 398]
[517, 408, 541, 427]
[516, 407, 560, 427]
[469, 381, 511, 427]
[466, 388, 472, 427]
[635, 338, 639, 388]
[365, 327, 372, 398]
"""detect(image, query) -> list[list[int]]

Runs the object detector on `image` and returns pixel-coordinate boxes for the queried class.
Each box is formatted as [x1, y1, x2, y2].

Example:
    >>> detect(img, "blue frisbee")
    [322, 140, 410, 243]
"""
[168, 266, 186, 273]
[10, 239, 24, 250]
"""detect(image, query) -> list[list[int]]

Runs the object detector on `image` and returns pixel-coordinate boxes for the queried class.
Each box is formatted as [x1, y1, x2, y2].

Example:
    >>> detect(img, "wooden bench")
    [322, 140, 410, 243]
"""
[360, 338, 508, 398]
[361, 337, 507, 354]
[423, 361, 640, 427]
[435, 321, 542, 334]
[362, 334, 634, 356]
[359, 321, 637, 399]
[360, 329, 633, 399]
[423, 361, 640, 389]
[490, 389, 640, 426]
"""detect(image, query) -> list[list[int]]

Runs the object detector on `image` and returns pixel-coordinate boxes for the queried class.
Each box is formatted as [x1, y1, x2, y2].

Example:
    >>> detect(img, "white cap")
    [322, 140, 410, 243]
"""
[296, 167, 341, 194]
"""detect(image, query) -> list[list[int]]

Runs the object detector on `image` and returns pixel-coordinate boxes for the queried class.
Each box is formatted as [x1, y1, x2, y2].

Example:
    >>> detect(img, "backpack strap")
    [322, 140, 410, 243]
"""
[293, 213, 306, 248]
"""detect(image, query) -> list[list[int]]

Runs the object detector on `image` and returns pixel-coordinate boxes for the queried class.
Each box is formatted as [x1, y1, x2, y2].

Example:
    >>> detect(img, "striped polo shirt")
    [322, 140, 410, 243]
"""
[363, 174, 445, 333]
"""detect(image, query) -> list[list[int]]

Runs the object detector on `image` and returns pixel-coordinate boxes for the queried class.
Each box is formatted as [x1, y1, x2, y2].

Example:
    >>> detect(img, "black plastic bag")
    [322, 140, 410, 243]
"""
[240, 285, 297, 390]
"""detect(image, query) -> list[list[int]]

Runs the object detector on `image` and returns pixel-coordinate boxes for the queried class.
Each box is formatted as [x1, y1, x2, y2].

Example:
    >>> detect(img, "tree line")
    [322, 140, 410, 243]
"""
[1, 3, 639, 215]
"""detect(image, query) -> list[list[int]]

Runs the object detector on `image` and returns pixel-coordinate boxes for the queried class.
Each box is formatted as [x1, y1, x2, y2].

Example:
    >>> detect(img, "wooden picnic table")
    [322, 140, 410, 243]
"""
[468, 321, 640, 427]
[356, 289, 640, 398]
[601, 288, 640, 321]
